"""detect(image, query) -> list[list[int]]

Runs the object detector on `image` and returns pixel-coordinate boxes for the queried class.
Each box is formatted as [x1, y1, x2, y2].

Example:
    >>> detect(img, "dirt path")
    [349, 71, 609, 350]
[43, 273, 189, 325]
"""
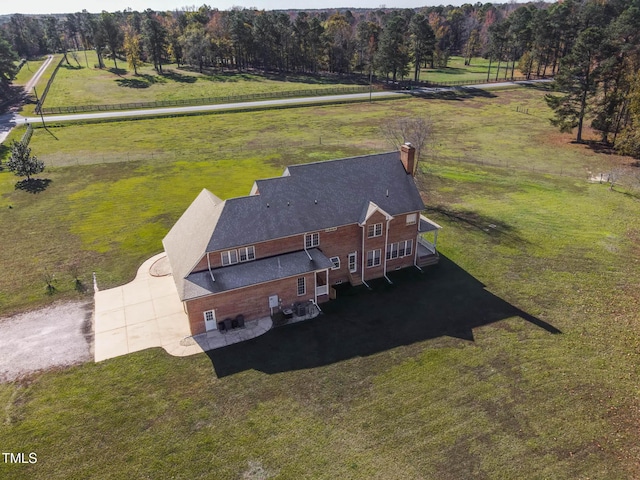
[0, 301, 93, 383]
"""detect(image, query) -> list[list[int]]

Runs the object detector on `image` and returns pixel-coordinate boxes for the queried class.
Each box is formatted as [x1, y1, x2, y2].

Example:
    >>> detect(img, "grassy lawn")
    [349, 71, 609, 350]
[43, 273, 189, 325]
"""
[13, 57, 47, 85]
[43, 50, 368, 110]
[17, 54, 65, 117]
[420, 56, 524, 84]
[1, 87, 640, 478]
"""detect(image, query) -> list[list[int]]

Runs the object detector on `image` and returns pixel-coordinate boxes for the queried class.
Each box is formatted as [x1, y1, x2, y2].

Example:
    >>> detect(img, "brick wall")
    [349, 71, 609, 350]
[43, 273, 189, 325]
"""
[185, 271, 316, 335]
[189, 211, 421, 285]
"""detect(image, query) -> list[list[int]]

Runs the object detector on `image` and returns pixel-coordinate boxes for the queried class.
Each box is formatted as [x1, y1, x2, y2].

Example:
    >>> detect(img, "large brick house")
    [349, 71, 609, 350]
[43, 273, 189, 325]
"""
[163, 144, 441, 335]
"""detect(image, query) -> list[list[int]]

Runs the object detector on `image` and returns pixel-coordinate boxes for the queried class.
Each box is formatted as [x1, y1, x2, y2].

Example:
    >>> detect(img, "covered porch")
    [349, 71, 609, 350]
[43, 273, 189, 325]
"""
[417, 215, 442, 267]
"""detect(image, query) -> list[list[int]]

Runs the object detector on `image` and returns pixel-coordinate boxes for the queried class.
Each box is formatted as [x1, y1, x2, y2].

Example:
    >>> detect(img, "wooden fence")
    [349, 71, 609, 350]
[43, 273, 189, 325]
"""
[40, 85, 381, 115]
[34, 56, 65, 114]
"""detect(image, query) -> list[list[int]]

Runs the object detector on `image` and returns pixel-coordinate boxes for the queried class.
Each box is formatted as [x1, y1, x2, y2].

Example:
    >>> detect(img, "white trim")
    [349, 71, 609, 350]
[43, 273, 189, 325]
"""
[221, 249, 238, 266]
[297, 276, 306, 296]
[304, 232, 320, 248]
[387, 240, 414, 260]
[348, 252, 357, 273]
[383, 217, 392, 283]
[367, 223, 383, 238]
[329, 256, 340, 270]
[406, 213, 417, 225]
[238, 245, 255, 262]
[366, 249, 381, 267]
[203, 309, 217, 331]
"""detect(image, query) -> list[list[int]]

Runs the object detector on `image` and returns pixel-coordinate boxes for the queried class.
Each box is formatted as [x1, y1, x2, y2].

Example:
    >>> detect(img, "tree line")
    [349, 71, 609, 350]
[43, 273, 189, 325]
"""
[0, 1, 639, 157]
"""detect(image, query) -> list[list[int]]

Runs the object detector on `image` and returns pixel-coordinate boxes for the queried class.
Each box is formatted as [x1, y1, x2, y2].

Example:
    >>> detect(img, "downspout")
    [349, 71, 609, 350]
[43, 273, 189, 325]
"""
[383, 217, 392, 284]
[414, 228, 423, 273]
[207, 252, 215, 282]
[360, 225, 371, 289]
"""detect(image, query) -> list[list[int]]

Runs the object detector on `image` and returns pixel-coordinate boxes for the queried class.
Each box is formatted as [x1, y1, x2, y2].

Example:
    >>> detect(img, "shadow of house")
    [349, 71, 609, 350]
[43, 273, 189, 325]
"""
[207, 255, 560, 377]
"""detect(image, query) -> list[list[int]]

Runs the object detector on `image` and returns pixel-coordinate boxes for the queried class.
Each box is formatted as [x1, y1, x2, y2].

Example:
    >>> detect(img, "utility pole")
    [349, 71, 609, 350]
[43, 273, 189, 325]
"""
[33, 87, 46, 128]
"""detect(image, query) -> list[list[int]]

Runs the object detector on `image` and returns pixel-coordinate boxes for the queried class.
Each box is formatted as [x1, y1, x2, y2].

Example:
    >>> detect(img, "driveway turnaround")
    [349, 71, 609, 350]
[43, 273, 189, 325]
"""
[94, 253, 272, 362]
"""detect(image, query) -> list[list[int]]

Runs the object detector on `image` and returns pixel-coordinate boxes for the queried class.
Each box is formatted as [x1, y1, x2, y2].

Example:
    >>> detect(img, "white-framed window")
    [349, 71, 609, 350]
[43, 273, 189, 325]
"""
[221, 249, 238, 266]
[297, 277, 306, 296]
[386, 242, 399, 260]
[387, 240, 414, 259]
[406, 213, 417, 225]
[330, 256, 340, 270]
[366, 249, 381, 267]
[348, 252, 357, 273]
[367, 223, 383, 238]
[238, 245, 255, 262]
[305, 232, 320, 248]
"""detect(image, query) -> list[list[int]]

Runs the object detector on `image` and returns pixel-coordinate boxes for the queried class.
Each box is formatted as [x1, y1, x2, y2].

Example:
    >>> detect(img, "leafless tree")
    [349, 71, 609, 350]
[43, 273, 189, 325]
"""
[381, 116, 436, 172]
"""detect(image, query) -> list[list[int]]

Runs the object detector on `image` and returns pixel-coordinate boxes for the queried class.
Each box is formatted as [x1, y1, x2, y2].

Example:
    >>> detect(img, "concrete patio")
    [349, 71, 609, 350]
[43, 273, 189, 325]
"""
[93, 253, 272, 362]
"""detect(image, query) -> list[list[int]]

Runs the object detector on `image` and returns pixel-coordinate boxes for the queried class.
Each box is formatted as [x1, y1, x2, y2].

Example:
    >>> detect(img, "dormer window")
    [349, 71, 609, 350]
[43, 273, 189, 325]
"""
[367, 223, 383, 238]
[305, 232, 320, 248]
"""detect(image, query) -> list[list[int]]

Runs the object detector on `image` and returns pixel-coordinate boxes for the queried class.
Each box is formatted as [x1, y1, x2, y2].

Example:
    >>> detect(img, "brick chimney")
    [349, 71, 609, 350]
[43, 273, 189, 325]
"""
[400, 143, 416, 176]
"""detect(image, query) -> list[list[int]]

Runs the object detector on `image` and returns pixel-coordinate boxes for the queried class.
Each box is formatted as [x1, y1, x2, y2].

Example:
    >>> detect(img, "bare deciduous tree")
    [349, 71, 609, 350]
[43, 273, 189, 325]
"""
[381, 116, 435, 173]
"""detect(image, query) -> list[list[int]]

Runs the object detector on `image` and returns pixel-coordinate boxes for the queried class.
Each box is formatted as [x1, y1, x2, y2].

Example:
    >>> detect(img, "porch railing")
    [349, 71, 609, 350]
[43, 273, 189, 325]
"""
[418, 236, 437, 254]
[316, 285, 329, 296]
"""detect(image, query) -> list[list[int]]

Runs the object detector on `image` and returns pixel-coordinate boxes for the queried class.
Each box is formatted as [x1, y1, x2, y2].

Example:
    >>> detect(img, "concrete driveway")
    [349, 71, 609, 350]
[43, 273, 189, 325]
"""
[94, 253, 204, 362]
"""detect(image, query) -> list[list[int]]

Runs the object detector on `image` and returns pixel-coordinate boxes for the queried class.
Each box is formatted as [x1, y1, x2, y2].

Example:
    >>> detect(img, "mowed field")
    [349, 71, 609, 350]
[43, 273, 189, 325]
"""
[42, 50, 368, 109]
[1, 86, 639, 479]
[419, 55, 524, 84]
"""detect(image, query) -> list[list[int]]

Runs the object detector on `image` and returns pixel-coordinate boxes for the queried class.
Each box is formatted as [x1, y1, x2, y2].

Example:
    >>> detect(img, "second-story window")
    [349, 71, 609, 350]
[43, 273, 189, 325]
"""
[221, 249, 238, 266]
[305, 232, 320, 248]
[367, 223, 383, 238]
[238, 246, 255, 262]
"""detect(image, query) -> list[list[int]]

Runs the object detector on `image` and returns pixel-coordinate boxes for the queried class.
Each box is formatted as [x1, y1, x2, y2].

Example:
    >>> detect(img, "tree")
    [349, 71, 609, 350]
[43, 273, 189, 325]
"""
[181, 24, 210, 73]
[618, 72, 640, 158]
[546, 27, 607, 143]
[101, 11, 122, 70]
[142, 10, 168, 73]
[382, 116, 435, 170]
[0, 34, 18, 91]
[409, 13, 436, 82]
[123, 26, 142, 75]
[375, 13, 409, 81]
[7, 141, 45, 182]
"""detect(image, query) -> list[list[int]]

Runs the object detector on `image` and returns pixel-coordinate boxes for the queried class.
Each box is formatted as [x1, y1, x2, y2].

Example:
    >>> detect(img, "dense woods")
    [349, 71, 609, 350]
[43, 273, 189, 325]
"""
[1, 1, 639, 155]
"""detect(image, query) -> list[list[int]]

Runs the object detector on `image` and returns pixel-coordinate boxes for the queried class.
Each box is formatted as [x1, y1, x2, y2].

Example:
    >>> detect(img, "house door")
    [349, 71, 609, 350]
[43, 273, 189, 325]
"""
[204, 310, 217, 331]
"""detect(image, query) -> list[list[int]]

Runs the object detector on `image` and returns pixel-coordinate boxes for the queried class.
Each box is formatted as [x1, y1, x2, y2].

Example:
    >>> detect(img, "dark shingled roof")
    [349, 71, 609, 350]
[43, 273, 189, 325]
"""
[182, 248, 333, 300]
[207, 151, 425, 251]
[163, 151, 425, 298]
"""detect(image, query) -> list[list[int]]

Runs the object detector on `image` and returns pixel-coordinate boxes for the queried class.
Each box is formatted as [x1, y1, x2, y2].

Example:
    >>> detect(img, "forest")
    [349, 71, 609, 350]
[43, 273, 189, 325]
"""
[0, 0, 639, 157]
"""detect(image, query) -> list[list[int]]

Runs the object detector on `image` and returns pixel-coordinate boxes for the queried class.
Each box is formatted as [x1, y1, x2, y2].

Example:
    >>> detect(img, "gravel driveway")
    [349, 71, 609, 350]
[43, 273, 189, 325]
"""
[0, 301, 93, 383]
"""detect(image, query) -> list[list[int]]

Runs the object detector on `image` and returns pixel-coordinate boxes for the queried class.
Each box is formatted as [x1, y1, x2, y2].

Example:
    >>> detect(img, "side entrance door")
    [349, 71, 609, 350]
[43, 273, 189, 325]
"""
[204, 310, 217, 331]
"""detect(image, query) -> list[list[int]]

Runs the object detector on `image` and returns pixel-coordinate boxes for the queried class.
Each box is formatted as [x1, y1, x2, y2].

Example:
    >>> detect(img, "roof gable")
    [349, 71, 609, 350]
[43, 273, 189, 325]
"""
[162, 189, 224, 297]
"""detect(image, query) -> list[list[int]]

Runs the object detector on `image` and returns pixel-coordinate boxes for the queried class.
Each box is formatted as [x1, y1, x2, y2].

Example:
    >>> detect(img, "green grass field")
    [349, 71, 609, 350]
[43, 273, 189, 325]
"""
[12, 57, 47, 85]
[43, 50, 367, 109]
[1, 87, 639, 479]
[420, 56, 524, 84]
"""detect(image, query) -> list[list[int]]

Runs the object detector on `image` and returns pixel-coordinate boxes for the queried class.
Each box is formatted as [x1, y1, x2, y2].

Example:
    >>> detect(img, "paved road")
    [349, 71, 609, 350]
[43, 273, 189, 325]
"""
[17, 79, 549, 126]
[0, 55, 54, 144]
[2, 79, 550, 138]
